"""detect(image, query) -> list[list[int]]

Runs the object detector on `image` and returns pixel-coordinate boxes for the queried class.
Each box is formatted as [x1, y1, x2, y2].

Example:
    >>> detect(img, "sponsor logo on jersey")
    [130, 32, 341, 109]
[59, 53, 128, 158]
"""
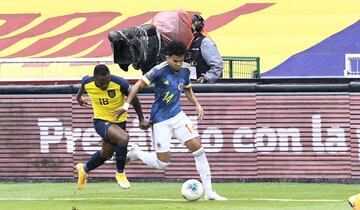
[107, 90, 116, 98]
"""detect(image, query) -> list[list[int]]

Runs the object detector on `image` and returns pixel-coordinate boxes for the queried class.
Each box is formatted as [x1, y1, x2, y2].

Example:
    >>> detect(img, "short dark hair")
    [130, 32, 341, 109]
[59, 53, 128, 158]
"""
[165, 41, 187, 56]
[93, 64, 110, 76]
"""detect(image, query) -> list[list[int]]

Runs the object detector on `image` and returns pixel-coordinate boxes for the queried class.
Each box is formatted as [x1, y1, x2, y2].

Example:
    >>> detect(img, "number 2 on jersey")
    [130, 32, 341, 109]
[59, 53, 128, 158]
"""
[163, 91, 174, 103]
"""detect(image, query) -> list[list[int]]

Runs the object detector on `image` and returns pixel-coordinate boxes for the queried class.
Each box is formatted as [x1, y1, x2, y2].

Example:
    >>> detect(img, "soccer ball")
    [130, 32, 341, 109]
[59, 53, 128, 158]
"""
[181, 179, 204, 201]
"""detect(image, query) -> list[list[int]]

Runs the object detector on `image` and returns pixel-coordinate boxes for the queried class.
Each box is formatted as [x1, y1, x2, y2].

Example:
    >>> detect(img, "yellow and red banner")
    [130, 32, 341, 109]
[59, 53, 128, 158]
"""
[0, 0, 359, 80]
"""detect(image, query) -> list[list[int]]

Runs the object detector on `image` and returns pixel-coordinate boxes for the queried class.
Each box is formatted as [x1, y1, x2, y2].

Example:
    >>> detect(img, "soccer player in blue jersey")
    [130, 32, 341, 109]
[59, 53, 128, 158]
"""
[75, 64, 148, 190]
[113, 41, 227, 200]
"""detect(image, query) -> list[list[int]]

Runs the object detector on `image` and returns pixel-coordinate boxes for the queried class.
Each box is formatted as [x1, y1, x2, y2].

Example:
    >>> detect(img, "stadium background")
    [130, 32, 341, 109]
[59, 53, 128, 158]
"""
[0, 0, 359, 80]
[1, 0, 360, 183]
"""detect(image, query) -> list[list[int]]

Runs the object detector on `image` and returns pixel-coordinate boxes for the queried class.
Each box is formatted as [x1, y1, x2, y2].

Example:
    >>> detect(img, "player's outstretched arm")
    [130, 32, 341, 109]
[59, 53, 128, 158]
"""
[131, 96, 151, 130]
[112, 79, 148, 121]
[184, 87, 204, 120]
[126, 79, 147, 104]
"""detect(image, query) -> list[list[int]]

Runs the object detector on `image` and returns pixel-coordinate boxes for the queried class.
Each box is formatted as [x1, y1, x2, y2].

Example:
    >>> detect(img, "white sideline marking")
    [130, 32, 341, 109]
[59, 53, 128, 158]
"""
[0, 197, 344, 202]
[237, 198, 343, 202]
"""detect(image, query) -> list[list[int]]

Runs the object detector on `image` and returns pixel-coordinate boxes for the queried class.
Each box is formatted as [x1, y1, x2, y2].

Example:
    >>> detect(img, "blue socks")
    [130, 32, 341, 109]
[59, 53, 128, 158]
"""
[83, 145, 128, 174]
[115, 145, 128, 173]
[84, 151, 107, 173]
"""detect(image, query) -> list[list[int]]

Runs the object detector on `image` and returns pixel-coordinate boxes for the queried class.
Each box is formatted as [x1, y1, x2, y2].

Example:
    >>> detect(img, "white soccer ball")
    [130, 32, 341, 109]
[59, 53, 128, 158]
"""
[181, 179, 204, 201]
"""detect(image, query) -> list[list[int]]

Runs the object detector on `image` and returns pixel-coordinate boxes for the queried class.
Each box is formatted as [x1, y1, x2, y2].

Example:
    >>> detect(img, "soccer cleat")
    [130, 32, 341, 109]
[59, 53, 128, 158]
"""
[126, 144, 140, 165]
[349, 193, 360, 210]
[204, 191, 228, 201]
[116, 172, 131, 189]
[349, 195, 356, 208]
[76, 163, 88, 189]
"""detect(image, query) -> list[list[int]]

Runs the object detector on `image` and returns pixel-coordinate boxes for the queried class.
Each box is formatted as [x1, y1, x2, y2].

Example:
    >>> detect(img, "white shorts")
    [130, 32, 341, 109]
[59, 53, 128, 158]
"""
[152, 111, 199, 153]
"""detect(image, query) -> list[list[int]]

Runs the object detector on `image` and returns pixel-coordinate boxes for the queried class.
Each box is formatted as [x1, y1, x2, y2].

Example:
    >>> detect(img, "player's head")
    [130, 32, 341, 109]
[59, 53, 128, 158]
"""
[165, 41, 187, 72]
[191, 14, 204, 33]
[93, 64, 110, 90]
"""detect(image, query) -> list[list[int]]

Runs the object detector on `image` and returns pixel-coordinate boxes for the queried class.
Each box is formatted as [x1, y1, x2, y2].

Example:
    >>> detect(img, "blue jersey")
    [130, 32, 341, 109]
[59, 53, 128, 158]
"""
[142, 61, 191, 123]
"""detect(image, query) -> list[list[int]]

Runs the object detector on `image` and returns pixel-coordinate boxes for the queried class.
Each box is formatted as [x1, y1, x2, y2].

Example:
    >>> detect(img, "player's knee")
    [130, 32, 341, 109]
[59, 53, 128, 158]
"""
[121, 133, 129, 144]
[156, 159, 170, 169]
[115, 133, 129, 146]
[185, 137, 202, 151]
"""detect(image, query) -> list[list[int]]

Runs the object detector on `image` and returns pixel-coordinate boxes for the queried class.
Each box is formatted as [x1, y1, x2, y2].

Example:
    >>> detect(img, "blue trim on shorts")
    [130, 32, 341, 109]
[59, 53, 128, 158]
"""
[93, 119, 126, 144]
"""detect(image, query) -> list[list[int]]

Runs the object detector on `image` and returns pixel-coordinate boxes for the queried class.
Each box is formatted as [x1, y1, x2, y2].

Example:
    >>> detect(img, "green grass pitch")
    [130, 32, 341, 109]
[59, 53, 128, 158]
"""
[0, 181, 358, 210]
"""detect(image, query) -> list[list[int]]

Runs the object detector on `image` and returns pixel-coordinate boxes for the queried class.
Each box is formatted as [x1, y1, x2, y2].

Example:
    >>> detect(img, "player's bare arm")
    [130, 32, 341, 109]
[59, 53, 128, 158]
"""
[112, 79, 148, 121]
[76, 86, 91, 108]
[131, 96, 151, 130]
[184, 87, 204, 120]
[126, 79, 148, 104]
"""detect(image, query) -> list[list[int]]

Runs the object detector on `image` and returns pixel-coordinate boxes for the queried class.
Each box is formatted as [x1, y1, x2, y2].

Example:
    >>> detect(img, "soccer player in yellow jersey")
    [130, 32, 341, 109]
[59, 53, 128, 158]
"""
[75, 64, 149, 189]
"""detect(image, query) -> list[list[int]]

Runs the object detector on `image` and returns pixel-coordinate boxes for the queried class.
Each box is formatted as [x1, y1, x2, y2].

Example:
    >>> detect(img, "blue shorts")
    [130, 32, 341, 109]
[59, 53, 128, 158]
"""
[93, 119, 126, 143]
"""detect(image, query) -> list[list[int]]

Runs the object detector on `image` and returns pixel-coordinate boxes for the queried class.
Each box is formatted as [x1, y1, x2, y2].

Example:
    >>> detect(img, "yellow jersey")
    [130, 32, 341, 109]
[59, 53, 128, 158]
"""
[81, 75, 130, 123]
